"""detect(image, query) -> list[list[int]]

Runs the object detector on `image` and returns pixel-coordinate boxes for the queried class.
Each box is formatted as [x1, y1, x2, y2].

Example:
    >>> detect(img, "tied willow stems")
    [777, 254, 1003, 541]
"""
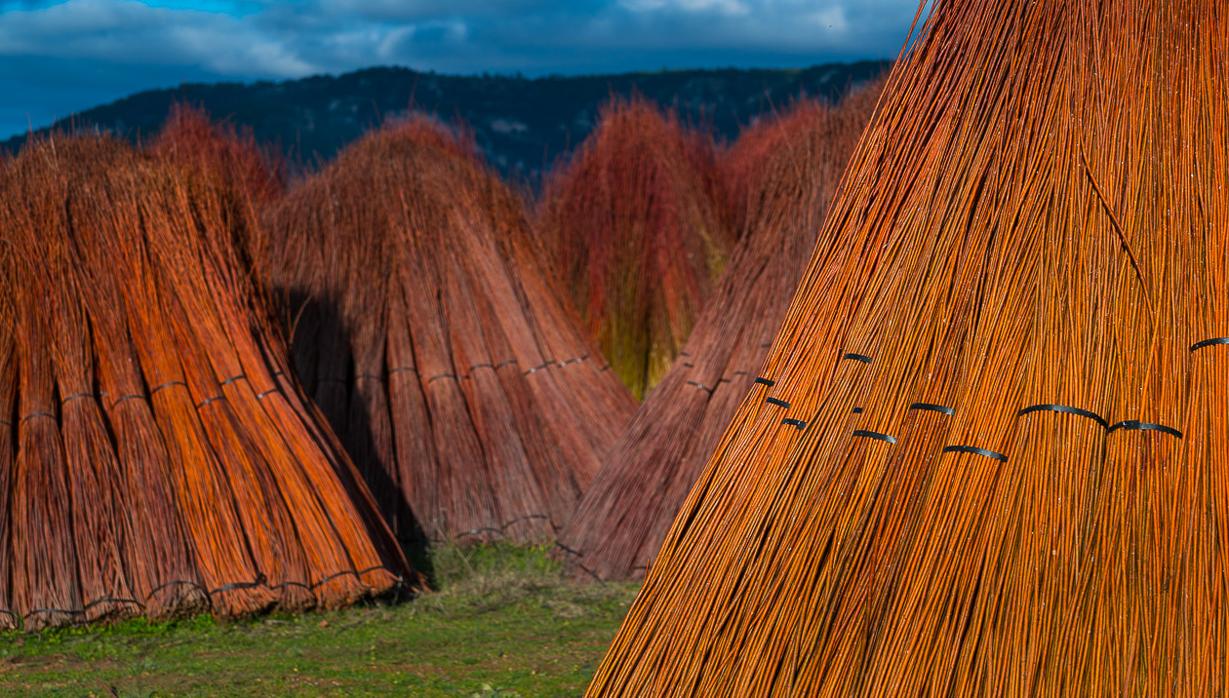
[262, 118, 636, 547]
[536, 97, 734, 400]
[589, 0, 1229, 694]
[0, 135, 412, 631]
[558, 83, 883, 581]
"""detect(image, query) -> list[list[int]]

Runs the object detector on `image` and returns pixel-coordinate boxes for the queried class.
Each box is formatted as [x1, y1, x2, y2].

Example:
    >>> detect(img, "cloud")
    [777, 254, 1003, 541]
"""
[0, 0, 920, 137]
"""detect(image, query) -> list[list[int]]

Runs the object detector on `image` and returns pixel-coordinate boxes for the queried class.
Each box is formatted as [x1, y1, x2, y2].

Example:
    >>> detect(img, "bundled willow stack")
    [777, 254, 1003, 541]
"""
[263, 118, 636, 545]
[537, 98, 732, 399]
[590, 1, 1229, 694]
[152, 105, 283, 203]
[0, 135, 409, 631]
[557, 85, 881, 580]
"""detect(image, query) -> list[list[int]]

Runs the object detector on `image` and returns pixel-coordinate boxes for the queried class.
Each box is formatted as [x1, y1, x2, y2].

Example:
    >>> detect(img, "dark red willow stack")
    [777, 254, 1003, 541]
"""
[557, 83, 883, 580]
[0, 135, 411, 631]
[262, 118, 636, 546]
[536, 97, 733, 399]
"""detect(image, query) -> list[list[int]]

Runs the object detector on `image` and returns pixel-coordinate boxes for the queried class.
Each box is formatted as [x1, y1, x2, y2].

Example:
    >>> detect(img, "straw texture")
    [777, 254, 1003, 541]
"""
[589, 1, 1228, 694]
[263, 118, 636, 546]
[557, 84, 881, 580]
[537, 97, 732, 399]
[0, 135, 410, 631]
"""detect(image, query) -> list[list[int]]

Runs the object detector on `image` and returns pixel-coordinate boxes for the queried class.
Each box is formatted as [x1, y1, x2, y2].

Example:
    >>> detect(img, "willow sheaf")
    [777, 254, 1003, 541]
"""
[557, 83, 882, 581]
[537, 98, 733, 400]
[589, 1, 1227, 694]
[0, 136, 410, 631]
[262, 119, 636, 547]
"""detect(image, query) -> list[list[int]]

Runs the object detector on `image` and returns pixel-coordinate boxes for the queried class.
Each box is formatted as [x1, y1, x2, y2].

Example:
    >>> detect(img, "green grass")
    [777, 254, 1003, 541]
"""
[0, 544, 639, 697]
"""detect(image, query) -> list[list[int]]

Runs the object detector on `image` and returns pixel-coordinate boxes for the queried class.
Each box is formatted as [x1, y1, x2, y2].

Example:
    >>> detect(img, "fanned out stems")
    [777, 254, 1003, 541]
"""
[0, 135, 412, 631]
[536, 97, 733, 399]
[588, 1, 1229, 694]
[557, 82, 883, 580]
[261, 118, 636, 546]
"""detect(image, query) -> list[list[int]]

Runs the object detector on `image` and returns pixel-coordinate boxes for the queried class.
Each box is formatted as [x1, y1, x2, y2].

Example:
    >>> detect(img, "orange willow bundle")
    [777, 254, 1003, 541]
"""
[263, 118, 635, 546]
[590, 1, 1228, 694]
[558, 85, 881, 580]
[0, 136, 410, 631]
[537, 97, 732, 399]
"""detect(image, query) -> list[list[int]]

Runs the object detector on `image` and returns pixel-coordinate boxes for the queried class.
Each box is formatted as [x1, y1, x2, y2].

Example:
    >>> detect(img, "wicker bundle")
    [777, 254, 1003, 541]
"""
[263, 118, 636, 546]
[557, 84, 882, 580]
[0, 136, 410, 631]
[537, 97, 732, 399]
[590, 1, 1229, 694]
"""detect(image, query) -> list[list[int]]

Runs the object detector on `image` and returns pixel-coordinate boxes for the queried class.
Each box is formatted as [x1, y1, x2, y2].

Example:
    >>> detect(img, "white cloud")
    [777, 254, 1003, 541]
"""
[0, 0, 316, 77]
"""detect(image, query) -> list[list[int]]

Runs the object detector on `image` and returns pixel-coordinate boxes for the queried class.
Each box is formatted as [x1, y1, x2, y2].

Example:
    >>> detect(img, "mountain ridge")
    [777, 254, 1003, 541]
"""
[3, 61, 890, 182]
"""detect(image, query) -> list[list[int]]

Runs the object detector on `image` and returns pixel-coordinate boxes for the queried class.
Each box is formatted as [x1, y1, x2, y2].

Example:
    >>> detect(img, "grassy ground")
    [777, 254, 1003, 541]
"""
[0, 545, 639, 697]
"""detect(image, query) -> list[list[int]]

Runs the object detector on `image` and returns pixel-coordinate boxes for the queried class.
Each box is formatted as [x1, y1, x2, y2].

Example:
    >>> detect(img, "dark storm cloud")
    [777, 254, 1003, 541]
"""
[0, 0, 921, 137]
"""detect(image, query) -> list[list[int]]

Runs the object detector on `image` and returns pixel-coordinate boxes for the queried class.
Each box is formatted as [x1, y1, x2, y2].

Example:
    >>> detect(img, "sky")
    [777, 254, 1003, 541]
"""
[0, 0, 923, 139]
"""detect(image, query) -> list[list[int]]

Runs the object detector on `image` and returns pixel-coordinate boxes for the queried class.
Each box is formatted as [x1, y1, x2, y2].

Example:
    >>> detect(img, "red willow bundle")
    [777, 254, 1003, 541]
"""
[557, 84, 882, 581]
[262, 118, 636, 546]
[151, 104, 283, 205]
[150, 105, 284, 273]
[589, 1, 1228, 694]
[536, 97, 733, 399]
[0, 135, 410, 631]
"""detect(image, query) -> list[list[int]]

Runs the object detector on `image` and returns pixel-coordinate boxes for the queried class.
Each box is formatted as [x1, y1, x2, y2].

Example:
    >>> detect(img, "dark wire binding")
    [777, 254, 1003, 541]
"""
[766, 397, 791, 408]
[754, 377, 776, 387]
[852, 406, 863, 414]
[1191, 337, 1229, 352]
[220, 374, 246, 387]
[909, 402, 955, 416]
[782, 418, 807, 430]
[144, 579, 207, 601]
[256, 388, 280, 400]
[388, 365, 418, 375]
[843, 352, 873, 364]
[943, 445, 1008, 462]
[208, 576, 267, 596]
[19, 411, 55, 424]
[853, 429, 897, 444]
[195, 395, 226, 409]
[110, 393, 146, 409]
[1018, 403, 1108, 429]
[688, 380, 723, 394]
[60, 391, 97, 405]
[82, 596, 142, 612]
[150, 380, 188, 395]
[1107, 420, 1183, 439]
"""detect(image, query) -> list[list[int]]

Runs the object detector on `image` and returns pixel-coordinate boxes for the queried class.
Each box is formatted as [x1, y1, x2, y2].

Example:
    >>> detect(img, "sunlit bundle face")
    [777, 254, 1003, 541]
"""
[588, 1, 1228, 695]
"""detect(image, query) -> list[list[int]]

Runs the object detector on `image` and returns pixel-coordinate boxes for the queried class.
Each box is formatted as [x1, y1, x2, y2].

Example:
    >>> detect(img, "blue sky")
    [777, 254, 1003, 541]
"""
[0, 0, 921, 138]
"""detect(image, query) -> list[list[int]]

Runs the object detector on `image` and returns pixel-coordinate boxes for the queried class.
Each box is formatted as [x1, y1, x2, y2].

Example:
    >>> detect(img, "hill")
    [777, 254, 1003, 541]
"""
[2, 62, 889, 182]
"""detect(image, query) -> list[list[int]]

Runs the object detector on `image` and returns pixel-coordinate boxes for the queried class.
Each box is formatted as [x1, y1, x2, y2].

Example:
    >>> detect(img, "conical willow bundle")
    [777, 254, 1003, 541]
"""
[590, 1, 1229, 694]
[151, 104, 283, 206]
[151, 104, 283, 248]
[536, 97, 732, 399]
[557, 84, 882, 581]
[0, 135, 410, 631]
[262, 118, 636, 546]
